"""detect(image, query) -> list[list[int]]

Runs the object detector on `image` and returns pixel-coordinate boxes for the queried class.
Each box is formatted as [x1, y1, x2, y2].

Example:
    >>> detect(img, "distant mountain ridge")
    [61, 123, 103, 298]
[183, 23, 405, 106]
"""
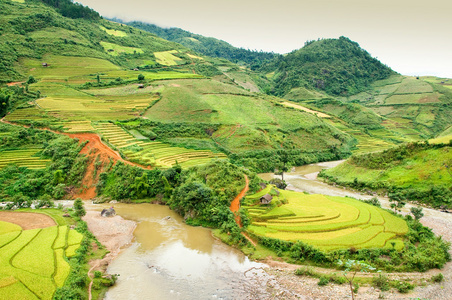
[113, 19, 280, 69]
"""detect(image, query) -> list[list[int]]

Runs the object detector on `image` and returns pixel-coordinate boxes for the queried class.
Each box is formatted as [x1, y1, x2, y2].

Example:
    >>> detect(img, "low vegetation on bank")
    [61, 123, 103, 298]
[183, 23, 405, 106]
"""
[320, 141, 452, 208]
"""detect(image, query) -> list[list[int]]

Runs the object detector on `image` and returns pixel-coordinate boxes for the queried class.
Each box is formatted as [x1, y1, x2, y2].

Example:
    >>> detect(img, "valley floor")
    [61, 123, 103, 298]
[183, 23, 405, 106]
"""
[81, 196, 452, 300]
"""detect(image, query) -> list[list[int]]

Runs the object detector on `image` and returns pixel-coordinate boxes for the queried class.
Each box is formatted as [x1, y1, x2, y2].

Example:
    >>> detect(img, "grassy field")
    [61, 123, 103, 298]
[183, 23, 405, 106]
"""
[0, 149, 50, 170]
[94, 122, 227, 168]
[333, 75, 452, 140]
[154, 50, 184, 66]
[0, 220, 83, 299]
[142, 79, 351, 153]
[244, 187, 407, 251]
[100, 41, 144, 56]
[99, 25, 127, 37]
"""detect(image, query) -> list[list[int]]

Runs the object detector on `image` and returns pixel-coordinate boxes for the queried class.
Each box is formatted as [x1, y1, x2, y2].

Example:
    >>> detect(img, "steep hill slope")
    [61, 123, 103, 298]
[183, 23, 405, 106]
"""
[263, 37, 395, 97]
[120, 19, 280, 69]
[0, 0, 356, 172]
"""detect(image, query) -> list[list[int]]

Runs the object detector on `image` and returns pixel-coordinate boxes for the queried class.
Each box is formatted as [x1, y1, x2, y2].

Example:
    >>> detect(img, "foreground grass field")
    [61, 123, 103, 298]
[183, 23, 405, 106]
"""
[244, 187, 407, 251]
[0, 218, 83, 299]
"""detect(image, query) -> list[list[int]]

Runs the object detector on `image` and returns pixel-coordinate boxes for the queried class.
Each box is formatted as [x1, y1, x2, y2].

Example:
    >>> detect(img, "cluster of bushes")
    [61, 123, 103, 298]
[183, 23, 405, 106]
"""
[349, 142, 449, 170]
[54, 201, 115, 300]
[250, 215, 450, 272]
[230, 146, 352, 173]
[0, 125, 87, 205]
[96, 161, 167, 200]
[120, 119, 221, 140]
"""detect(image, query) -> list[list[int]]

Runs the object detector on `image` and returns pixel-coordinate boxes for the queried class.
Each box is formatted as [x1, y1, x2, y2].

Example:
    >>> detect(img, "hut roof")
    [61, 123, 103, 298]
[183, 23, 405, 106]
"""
[261, 194, 273, 202]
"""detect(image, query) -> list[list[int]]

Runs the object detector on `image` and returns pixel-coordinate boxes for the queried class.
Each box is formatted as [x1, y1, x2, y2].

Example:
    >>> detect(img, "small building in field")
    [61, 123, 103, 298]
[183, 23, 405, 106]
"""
[138, 84, 144, 89]
[42, 63, 48, 67]
[259, 183, 267, 190]
[260, 194, 273, 205]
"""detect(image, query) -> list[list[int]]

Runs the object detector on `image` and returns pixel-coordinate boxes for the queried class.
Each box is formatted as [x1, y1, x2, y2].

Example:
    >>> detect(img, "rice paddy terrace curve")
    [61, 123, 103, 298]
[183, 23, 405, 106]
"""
[0, 212, 83, 300]
[244, 185, 408, 251]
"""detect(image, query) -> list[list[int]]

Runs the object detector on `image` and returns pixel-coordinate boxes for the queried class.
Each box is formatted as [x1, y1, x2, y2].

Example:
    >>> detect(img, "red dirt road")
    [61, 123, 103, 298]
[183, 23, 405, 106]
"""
[1, 118, 151, 199]
[229, 174, 249, 225]
[228, 175, 257, 246]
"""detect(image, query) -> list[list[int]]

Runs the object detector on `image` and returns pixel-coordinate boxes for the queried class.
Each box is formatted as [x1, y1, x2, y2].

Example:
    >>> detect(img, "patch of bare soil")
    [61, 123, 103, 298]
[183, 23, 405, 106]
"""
[82, 209, 136, 272]
[0, 211, 56, 230]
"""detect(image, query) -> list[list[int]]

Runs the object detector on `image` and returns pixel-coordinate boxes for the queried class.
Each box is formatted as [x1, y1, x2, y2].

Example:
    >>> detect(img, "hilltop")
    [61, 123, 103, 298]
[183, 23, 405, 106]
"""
[261, 37, 395, 97]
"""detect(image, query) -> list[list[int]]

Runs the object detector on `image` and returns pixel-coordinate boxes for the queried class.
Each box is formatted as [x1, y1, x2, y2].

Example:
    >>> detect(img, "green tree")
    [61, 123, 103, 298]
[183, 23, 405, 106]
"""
[337, 259, 376, 300]
[0, 90, 10, 117]
[138, 74, 145, 81]
[53, 169, 65, 185]
[275, 150, 291, 181]
[130, 173, 149, 199]
[26, 75, 37, 84]
[73, 198, 86, 217]
[410, 206, 424, 221]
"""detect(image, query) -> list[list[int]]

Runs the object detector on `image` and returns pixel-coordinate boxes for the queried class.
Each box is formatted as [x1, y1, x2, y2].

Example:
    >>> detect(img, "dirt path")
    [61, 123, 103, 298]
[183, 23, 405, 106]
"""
[1, 118, 152, 199]
[0, 211, 56, 230]
[230, 174, 249, 225]
[6, 81, 24, 87]
[229, 175, 257, 246]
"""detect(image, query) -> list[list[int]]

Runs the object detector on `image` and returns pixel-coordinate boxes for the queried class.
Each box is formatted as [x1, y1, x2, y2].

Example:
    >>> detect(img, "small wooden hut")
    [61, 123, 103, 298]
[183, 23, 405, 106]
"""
[260, 194, 273, 205]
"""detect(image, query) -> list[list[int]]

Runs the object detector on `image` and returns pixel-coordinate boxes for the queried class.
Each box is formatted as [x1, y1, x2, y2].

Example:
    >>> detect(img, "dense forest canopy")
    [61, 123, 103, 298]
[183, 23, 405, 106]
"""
[263, 37, 396, 97]
[117, 19, 280, 69]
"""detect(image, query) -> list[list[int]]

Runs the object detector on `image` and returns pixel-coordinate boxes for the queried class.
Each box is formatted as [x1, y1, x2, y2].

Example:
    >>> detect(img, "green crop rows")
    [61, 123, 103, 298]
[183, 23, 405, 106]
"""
[94, 122, 227, 168]
[245, 187, 408, 251]
[0, 222, 83, 299]
[0, 149, 51, 170]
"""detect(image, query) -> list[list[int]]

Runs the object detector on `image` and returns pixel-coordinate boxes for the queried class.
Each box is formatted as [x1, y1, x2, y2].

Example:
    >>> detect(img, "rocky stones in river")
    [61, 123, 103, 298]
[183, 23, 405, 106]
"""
[101, 207, 116, 217]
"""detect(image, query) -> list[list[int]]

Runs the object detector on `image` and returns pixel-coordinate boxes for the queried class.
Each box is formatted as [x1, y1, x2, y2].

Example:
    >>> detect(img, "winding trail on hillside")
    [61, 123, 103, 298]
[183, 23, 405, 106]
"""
[229, 175, 257, 246]
[0, 117, 151, 199]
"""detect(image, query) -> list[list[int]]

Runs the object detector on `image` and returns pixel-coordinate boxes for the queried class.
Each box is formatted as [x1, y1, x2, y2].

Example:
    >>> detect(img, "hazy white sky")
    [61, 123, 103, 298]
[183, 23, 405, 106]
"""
[77, 0, 452, 77]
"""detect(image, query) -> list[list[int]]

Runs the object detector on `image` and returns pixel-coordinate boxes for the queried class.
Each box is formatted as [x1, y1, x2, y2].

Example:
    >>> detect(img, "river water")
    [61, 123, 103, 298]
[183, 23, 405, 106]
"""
[102, 203, 264, 300]
[102, 160, 448, 300]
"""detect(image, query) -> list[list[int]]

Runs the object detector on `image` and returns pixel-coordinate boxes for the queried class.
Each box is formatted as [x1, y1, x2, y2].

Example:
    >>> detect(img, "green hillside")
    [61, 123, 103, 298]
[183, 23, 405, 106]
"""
[320, 142, 452, 207]
[0, 0, 356, 172]
[121, 20, 280, 69]
[262, 37, 395, 97]
[337, 75, 452, 139]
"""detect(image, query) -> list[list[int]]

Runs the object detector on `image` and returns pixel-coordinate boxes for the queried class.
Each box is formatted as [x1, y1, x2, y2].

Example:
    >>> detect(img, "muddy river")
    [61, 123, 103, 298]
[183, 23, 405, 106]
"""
[101, 203, 263, 300]
[101, 160, 425, 299]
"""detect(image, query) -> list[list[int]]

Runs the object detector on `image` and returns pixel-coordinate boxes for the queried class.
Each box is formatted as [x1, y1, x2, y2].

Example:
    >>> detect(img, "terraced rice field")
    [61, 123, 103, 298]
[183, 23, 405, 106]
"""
[154, 50, 184, 66]
[0, 221, 83, 300]
[245, 186, 408, 251]
[5, 107, 54, 122]
[94, 123, 227, 168]
[100, 41, 143, 56]
[0, 149, 50, 170]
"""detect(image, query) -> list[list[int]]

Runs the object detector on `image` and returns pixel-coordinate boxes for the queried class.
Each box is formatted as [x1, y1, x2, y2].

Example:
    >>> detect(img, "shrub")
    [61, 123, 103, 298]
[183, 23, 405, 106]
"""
[394, 281, 414, 293]
[318, 276, 330, 286]
[372, 274, 390, 291]
[431, 273, 444, 283]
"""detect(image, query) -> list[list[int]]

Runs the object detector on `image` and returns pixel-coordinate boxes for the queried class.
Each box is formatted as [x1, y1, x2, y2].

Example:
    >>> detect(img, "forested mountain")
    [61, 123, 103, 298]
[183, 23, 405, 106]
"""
[262, 37, 396, 97]
[117, 19, 280, 69]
